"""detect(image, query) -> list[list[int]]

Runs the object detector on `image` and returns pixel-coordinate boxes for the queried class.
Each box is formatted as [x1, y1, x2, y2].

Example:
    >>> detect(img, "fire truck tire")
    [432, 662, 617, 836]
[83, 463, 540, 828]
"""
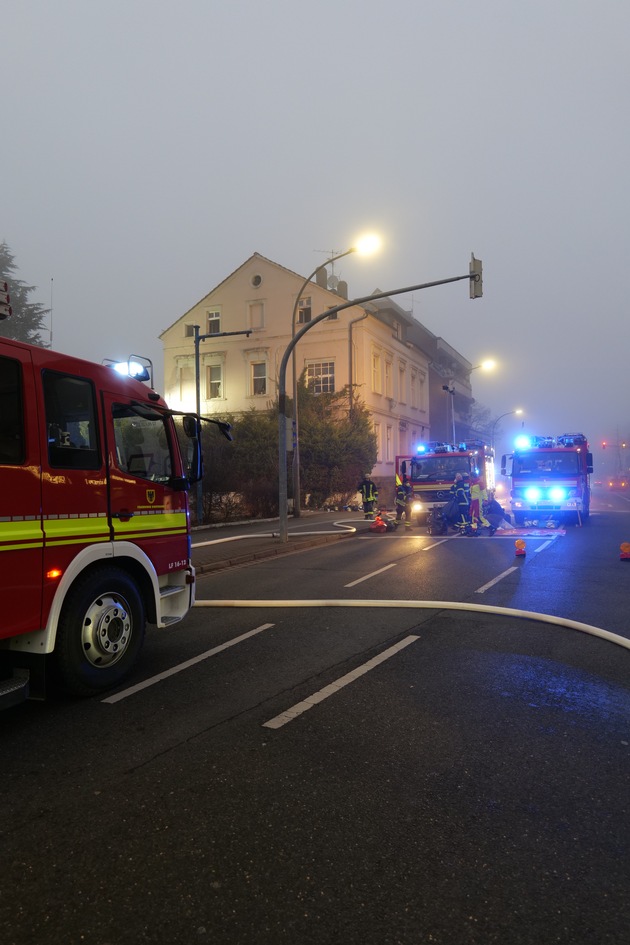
[53, 567, 146, 696]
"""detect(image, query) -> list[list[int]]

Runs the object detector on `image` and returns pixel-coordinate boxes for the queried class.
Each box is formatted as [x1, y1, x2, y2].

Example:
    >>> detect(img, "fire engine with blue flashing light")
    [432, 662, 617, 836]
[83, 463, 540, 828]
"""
[395, 439, 495, 524]
[0, 337, 232, 708]
[501, 433, 593, 526]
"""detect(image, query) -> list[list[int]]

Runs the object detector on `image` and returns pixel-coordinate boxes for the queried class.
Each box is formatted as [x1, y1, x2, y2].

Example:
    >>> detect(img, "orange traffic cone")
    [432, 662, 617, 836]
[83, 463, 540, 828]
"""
[515, 539, 526, 557]
[620, 542, 630, 561]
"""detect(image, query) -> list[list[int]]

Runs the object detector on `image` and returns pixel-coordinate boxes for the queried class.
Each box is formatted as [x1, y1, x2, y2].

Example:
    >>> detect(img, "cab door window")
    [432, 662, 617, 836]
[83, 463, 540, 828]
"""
[112, 405, 173, 482]
[42, 371, 100, 469]
[0, 356, 24, 465]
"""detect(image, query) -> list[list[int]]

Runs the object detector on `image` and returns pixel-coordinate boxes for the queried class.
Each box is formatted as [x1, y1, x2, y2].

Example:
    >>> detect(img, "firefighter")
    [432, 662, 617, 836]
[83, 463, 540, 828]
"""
[452, 473, 471, 528]
[358, 475, 378, 520]
[470, 474, 493, 532]
[395, 476, 412, 528]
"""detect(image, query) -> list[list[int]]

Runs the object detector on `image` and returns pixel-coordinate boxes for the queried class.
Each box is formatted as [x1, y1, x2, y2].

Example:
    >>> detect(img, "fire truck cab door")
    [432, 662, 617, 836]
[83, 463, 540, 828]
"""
[0, 345, 44, 639]
[102, 394, 190, 574]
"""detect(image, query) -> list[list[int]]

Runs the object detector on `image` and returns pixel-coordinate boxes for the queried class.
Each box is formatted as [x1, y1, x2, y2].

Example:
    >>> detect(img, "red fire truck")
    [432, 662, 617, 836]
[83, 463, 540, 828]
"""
[0, 338, 230, 707]
[395, 440, 495, 524]
[501, 433, 593, 526]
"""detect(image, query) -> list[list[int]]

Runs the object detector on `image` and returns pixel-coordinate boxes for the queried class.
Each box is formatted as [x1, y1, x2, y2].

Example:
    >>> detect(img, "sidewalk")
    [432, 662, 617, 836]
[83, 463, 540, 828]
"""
[191, 513, 359, 574]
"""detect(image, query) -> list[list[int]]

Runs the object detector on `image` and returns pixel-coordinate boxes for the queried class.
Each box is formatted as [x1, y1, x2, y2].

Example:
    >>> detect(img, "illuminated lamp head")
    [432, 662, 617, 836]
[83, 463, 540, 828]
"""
[113, 360, 150, 381]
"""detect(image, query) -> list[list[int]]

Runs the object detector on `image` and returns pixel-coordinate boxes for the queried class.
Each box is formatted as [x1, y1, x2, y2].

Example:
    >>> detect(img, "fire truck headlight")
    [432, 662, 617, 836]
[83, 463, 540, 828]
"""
[412, 501, 423, 513]
[549, 487, 566, 501]
[525, 487, 541, 502]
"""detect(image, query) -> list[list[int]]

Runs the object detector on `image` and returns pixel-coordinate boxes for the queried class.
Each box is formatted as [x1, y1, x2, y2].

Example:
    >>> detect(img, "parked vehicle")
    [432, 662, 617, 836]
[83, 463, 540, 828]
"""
[501, 433, 593, 526]
[395, 440, 495, 525]
[0, 338, 231, 706]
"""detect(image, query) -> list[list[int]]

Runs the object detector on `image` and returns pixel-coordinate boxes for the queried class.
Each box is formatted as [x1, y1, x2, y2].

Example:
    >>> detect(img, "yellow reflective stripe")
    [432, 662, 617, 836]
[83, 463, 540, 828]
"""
[111, 512, 187, 540]
[112, 511, 186, 530]
[1, 512, 187, 550]
[44, 518, 111, 543]
[0, 519, 44, 552]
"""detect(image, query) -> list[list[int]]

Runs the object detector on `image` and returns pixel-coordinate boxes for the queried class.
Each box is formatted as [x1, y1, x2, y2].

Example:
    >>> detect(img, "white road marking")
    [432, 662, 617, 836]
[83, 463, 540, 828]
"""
[345, 563, 397, 587]
[102, 623, 274, 704]
[262, 635, 420, 729]
[475, 567, 518, 593]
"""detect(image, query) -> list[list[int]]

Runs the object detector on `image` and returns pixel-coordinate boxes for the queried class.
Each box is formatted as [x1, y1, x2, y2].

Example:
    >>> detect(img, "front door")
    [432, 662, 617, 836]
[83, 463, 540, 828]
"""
[0, 345, 44, 639]
[101, 393, 190, 576]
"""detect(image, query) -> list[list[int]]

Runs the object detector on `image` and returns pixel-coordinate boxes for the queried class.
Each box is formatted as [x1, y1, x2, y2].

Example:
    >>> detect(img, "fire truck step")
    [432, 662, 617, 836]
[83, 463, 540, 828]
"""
[160, 584, 187, 598]
[0, 668, 30, 709]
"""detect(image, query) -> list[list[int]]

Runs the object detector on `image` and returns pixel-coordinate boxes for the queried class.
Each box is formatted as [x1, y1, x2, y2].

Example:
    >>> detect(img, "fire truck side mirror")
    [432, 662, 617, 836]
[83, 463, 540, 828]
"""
[182, 415, 198, 437]
[169, 476, 191, 492]
[587, 452, 593, 474]
[500, 455, 507, 476]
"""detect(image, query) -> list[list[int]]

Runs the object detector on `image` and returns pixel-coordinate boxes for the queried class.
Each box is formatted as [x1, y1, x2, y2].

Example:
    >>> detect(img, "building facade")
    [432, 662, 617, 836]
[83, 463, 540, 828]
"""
[160, 253, 475, 501]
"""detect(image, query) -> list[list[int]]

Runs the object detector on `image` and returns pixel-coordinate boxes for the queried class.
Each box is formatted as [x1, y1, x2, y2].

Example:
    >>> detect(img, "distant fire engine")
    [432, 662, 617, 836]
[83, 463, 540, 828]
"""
[395, 440, 495, 524]
[501, 433, 593, 526]
[0, 338, 231, 707]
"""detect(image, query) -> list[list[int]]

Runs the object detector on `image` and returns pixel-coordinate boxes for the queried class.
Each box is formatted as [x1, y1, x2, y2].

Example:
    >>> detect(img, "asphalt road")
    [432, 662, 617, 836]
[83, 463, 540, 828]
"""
[1, 489, 629, 945]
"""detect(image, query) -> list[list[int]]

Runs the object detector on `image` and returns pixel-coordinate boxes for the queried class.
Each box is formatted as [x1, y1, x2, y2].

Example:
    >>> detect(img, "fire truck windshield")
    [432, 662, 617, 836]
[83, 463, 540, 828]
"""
[409, 454, 472, 481]
[512, 451, 580, 477]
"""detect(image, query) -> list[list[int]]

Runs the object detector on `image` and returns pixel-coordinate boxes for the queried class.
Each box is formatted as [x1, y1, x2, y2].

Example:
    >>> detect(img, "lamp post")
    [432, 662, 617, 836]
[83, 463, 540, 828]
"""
[441, 381, 456, 442]
[491, 409, 523, 452]
[279, 267, 479, 542]
[291, 235, 381, 518]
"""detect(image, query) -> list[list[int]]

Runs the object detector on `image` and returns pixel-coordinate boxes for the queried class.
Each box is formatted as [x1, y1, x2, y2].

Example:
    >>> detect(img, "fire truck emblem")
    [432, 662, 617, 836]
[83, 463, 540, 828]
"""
[146, 489, 156, 505]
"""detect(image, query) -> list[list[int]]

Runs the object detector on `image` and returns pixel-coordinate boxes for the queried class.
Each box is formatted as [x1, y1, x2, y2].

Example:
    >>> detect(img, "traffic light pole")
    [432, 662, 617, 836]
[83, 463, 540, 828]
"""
[278, 269, 480, 542]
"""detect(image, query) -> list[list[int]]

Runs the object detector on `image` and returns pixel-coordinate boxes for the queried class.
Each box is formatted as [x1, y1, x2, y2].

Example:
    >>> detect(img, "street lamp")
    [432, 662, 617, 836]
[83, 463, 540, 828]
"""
[471, 358, 496, 374]
[491, 409, 523, 452]
[291, 234, 381, 517]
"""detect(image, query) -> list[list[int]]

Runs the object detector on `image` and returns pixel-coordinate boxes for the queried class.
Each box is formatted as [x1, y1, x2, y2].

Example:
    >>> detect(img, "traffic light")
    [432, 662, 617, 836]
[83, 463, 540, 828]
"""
[0, 279, 11, 320]
[469, 254, 482, 299]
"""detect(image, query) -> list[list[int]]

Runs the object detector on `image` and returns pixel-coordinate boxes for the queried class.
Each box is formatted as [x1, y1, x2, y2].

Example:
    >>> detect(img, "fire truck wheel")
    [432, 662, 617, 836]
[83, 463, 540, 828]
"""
[53, 568, 146, 696]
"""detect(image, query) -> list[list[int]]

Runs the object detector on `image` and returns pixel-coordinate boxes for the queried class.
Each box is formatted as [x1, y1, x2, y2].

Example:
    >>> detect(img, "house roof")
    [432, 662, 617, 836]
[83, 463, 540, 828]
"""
[159, 253, 315, 338]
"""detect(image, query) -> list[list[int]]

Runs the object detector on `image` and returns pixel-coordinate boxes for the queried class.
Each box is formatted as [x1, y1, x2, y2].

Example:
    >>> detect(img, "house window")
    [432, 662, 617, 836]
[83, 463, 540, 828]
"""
[371, 352, 382, 394]
[419, 372, 427, 411]
[207, 310, 221, 335]
[385, 361, 393, 398]
[298, 297, 312, 324]
[206, 364, 223, 399]
[179, 363, 194, 403]
[386, 425, 393, 462]
[326, 307, 338, 321]
[374, 422, 382, 462]
[410, 371, 419, 408]
[306, 360, 334, 393]
[184, 324, 195, 338]
[399, 364, 407, 404]
[251, 362, 267, 396]
[248, 301, 264, 330]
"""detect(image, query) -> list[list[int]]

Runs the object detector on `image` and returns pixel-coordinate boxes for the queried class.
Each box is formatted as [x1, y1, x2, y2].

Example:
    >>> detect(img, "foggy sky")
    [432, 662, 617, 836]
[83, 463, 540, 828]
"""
[3, 0, 629, 464]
